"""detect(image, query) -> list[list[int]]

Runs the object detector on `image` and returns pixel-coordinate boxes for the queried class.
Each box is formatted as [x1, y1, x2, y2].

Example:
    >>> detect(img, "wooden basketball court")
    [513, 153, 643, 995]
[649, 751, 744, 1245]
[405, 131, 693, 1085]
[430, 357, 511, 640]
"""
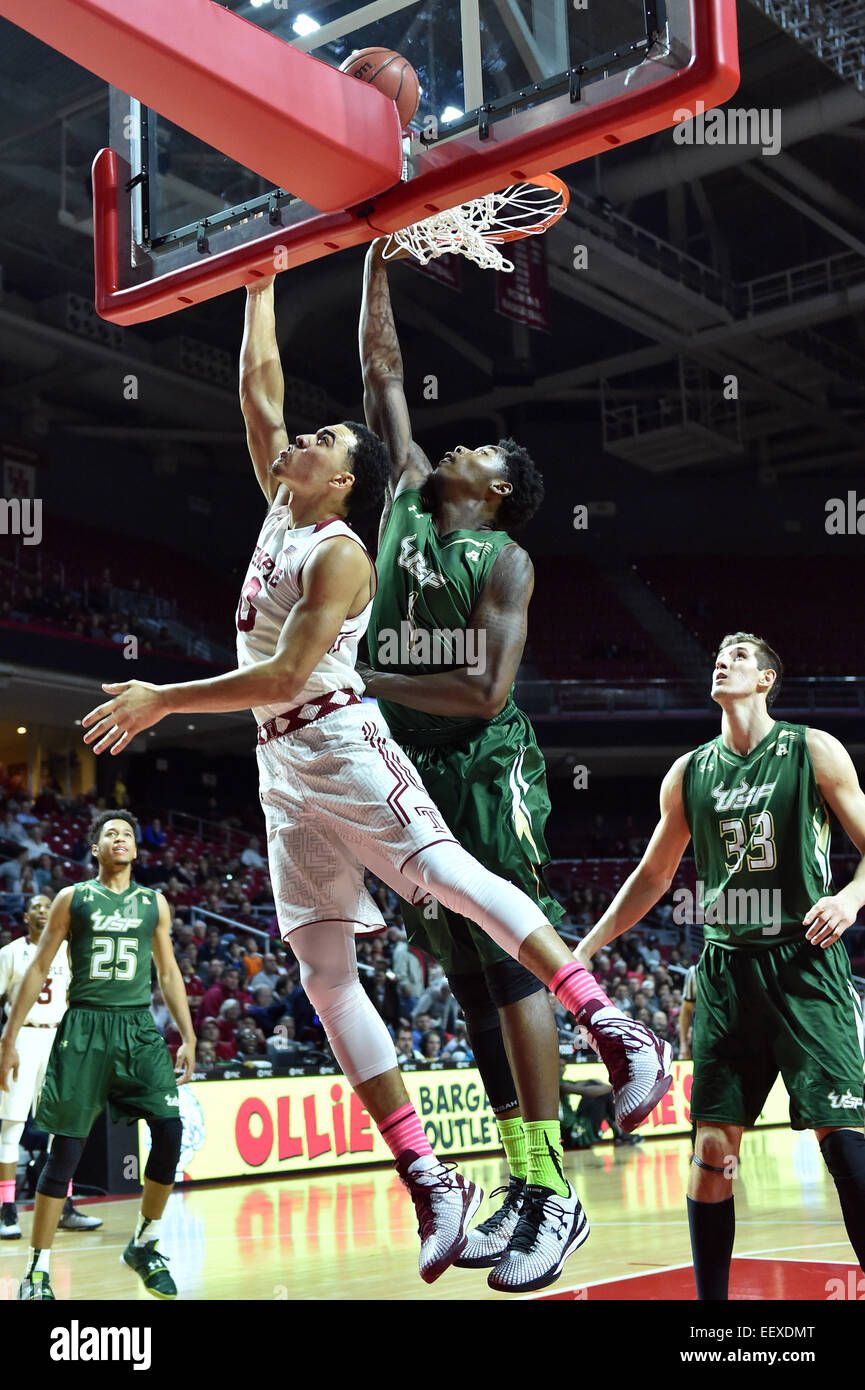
[1, 1126, 858, 1301]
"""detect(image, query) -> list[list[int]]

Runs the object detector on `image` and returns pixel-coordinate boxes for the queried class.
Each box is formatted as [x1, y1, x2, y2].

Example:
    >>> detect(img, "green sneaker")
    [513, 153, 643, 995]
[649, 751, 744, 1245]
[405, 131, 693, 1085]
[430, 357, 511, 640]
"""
[122, 1238, 177, 1299]
[18, 1271, 55, 1300]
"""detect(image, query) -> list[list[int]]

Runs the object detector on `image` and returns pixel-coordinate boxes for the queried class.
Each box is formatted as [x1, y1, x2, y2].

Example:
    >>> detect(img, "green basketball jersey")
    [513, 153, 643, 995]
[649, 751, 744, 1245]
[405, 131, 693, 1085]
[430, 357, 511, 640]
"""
[682, 721, 832, 949]
[369, 488, 517, 741]
[67, 879, 160, 1007]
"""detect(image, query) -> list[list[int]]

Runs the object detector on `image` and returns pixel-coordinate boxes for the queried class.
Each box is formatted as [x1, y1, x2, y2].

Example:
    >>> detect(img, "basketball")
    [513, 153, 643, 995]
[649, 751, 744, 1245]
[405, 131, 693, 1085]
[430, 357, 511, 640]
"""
[339, 47, 421, 127]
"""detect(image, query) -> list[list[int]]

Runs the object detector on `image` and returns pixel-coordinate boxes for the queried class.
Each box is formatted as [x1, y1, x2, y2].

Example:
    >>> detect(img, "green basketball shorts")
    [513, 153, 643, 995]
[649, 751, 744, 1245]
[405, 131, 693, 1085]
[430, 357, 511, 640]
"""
[396, 708, 564, 977]
[35, 1006, 181, 1138]
[691, 939, 865, 1130]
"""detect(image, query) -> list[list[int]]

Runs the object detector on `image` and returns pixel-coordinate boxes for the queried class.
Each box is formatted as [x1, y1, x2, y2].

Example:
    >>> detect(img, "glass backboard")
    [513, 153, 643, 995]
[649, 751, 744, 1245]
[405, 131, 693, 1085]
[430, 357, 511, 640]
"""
[96, 0, 739, 321]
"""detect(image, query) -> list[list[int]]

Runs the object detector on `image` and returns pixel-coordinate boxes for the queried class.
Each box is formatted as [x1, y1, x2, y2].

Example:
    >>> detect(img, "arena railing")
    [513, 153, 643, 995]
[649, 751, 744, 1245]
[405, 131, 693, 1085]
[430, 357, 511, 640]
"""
[188, 904, 271, 947]
[515, 676, 865, 717]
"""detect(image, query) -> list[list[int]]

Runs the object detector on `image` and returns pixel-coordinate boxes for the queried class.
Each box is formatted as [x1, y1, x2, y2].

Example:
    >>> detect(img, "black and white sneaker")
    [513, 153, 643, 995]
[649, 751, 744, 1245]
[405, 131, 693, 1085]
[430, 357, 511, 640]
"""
[18, 1271, 54, 1300]
[396, 1152, 483, 1284]
[58, 1197, 103, 1231]
[454, 1176, 525, 1268]
[487, 1182, 590, 1293]
[579, 1004, 672, 1132]
[1, 1202, 21, 1240]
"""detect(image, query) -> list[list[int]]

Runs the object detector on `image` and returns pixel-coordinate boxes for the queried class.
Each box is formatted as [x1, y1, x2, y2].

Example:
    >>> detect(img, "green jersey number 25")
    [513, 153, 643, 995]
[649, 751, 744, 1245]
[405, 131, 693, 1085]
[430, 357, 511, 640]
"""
[89, 935, 140, 981]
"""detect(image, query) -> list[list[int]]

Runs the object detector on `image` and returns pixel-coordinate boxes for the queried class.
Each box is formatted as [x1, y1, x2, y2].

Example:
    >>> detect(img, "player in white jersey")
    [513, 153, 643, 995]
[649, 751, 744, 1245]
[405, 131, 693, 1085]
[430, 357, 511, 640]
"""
[0, 895, 101, 1238]
[79, 277, 669, 1287]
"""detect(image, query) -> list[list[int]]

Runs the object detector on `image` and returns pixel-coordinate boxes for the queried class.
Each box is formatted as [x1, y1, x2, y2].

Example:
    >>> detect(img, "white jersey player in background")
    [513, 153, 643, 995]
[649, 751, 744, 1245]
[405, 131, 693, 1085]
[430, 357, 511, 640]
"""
[0, 895, 101, 1238]
[80, 277, 669, 1289]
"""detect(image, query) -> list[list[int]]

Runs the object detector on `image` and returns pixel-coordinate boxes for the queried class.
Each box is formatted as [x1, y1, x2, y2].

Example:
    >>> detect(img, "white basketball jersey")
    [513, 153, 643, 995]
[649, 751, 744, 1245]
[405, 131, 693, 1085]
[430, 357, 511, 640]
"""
[0, 936, 70, 1027]
[236, 507, 372, 726]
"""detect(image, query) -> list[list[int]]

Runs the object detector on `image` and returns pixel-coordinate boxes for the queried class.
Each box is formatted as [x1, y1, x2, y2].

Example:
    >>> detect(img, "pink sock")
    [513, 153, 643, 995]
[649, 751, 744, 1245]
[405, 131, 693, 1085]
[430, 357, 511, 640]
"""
[0, 1180, 15, 1203]
[378, 1103, 433, 1163]
[67, 1181, 73, 1199]
[550, 960, 612, 1019]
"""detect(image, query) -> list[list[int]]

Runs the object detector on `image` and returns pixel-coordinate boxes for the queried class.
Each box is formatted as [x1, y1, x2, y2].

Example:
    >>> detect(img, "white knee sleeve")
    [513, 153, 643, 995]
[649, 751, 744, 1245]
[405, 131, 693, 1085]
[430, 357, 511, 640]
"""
[0, 1118, 26, 1165]
[292, 921, 398, 1087]
[407, 842, 549, 960]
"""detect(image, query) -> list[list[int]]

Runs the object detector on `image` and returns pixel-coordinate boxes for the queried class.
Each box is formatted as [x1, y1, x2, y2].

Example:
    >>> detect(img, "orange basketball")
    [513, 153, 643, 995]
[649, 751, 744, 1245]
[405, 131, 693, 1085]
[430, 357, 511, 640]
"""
[339, 48, 421, 127]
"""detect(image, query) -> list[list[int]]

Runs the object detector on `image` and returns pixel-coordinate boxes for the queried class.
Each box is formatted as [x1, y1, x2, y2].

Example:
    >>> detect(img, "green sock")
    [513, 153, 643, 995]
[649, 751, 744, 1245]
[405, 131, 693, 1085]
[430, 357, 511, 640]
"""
[524, 1120, 569, 1198]
[497, 1115, 527, 1181]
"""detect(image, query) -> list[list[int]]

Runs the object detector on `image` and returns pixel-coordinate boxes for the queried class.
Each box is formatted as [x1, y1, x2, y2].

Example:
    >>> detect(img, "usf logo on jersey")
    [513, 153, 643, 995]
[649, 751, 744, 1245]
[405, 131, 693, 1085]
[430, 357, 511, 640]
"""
[91, 910, 142, 933]
[398, 536, 446, 589]
[711, 779, 777, 814]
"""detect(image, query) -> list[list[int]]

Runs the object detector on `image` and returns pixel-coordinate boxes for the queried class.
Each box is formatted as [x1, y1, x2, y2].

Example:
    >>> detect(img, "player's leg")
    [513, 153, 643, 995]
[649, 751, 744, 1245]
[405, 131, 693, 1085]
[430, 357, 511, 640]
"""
[289, 917, 481, 1283]
[687, 1122, 743, 1300]
[33, 1025, 103, 1235]
[106, 1010, 184, 1298]
[298, 709, 672, 1125]
[0, 1119, 25, 1238]
[406, 728, 570, 1192]
[687, 943, 778, 1301]
[490, 967, 562, 1176]
[259, 736, 485, 1282]
[396, 727, 587, 1289]
[768, 938, 865, 1271]
[19, 1010, 108, 1300]
[395, 840, 672, 1130]
[18, 1134, 87, 1300]
[484, 962, 590, 1292]
[121, 1115, 183, 1299]
[400, 904, 528, 1268]
[0, 1027, 48, 1239]
[816, 1127, 865, 1271]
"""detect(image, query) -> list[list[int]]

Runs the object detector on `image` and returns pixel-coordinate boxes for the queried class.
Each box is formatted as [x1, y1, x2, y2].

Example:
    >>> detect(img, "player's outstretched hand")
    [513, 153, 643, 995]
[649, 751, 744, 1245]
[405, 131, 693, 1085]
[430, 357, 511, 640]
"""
[804, 890, 859, 948]
[175, 1041, 196, 1086]
[0, 1040, 20, 1093]
[81, 680, 168, 755]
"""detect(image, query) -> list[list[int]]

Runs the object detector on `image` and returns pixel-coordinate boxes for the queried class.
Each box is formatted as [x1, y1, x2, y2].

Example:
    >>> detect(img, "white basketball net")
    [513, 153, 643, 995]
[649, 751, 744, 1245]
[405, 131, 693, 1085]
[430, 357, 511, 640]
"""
[383, 180, 566, 273]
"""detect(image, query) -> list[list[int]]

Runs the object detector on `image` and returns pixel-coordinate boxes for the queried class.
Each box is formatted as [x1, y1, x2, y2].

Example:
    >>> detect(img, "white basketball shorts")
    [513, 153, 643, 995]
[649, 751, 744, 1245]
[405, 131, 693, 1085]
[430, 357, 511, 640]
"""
[257, 702, 458, 939]
[0, 1026, 57, 1122]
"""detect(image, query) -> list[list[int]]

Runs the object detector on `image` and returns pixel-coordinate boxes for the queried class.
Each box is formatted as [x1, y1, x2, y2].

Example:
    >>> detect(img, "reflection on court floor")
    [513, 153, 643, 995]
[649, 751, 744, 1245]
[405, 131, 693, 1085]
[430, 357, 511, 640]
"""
[0, 1128, 858, 1301]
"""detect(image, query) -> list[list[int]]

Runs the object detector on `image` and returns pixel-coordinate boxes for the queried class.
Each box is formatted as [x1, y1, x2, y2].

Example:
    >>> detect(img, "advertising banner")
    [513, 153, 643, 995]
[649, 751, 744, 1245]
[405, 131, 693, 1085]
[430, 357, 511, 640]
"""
[140, 1062, 794, 1185]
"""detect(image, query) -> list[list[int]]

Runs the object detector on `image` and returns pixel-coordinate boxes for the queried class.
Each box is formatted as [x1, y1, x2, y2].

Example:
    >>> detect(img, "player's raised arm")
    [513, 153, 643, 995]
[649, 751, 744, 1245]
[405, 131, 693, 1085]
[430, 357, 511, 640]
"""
[239, 278, 290, 504]
[576, 754, 693, 966]
[0, 888, 71, 1088]
[81, 537, 373, 752]
[803, 728, 865, 947]
[361, 543, 532, 719]
[151, 894, 196, 1084]
[360, 241, 432, 527]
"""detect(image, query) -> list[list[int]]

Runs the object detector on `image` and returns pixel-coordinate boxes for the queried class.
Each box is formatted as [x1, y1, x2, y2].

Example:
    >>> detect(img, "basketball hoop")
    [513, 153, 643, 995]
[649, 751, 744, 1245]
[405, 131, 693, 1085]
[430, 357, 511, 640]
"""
[383, 173, 570, 273]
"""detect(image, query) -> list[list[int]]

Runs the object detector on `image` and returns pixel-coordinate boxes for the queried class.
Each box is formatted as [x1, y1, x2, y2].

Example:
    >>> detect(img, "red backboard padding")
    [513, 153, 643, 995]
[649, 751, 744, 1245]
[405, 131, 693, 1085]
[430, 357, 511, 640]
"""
[0, 0, 403, 212]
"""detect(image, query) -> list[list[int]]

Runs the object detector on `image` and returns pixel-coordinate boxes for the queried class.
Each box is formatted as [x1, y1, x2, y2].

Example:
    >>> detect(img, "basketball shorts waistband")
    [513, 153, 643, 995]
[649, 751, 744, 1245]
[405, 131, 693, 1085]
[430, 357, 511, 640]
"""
[257, 688, 363, 745]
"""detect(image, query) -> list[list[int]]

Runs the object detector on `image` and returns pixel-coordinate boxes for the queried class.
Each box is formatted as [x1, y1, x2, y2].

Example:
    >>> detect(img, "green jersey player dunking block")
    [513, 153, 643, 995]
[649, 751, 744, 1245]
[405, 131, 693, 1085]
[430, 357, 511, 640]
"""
[358, 240, 672, 1292]
[0, 812, 196, 1301]
[578, 633, 865, 1299]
